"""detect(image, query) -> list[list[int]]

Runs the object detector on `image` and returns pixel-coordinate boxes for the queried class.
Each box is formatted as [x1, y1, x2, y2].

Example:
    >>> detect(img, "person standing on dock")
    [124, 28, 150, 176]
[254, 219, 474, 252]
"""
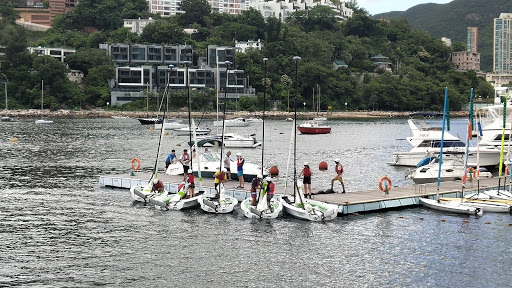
[165, 149, 177, 169]
[299, 162, 312, 198]
[236, 153, 245, 188]
[214, 167, 228, 196]
[179, 149, 191, 181]
[331, 158, 346, 193]
[223, 151, 233, 181]
[186, 169, 195, 198]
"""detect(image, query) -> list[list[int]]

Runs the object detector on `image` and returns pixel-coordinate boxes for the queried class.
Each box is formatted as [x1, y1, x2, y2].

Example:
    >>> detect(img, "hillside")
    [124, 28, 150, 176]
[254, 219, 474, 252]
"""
[374, 0, 512, 72]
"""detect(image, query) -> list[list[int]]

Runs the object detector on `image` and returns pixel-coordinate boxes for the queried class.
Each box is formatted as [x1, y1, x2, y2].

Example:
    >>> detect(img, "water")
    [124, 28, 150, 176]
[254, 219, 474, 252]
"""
[1, 117, 511, 287]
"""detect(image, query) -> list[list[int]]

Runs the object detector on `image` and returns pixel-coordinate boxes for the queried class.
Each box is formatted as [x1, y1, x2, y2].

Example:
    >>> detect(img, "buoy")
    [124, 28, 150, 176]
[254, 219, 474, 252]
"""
[463, 220, 469, 223]
[398, 216, 403, 218]
[11, 137, 18, 143]
[508, 223, 512, 226]
[318, 161, 328, 171]
[164, 132, 169, 136]
[485, 221, 491, 224]
[269, 166, 279, 177]
[150, 127, 154, 130]
[377, 215, 382, 218]
[419, 218, 424, 220]
[354, 213, 360, 216]
[440, 219, 446, 222]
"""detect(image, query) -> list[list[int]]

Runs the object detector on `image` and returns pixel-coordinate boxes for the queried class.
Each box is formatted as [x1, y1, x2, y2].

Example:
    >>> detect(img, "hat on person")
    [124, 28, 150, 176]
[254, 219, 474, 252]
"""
[335, 158, 340, 163]
[152, 178, 159, 184]
[264, 176, 272, 183]
[236, 152, 242, 157]
[257, 174, 263, 179]
[188, 169, 192, 173]
[304, 162, 309, 166]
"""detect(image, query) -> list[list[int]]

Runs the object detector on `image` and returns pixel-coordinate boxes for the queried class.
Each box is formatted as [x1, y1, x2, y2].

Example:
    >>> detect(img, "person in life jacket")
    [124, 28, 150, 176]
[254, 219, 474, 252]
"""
[236, 153, 245, 188]
[264, 176, 275, 209]
[213, 167, 227, 196]
[186, 169, 195, 198]
[330, 158, 346, 193]
[298, 161, 312, 198]
[250, 174, 263, 206]
[151, 178, 165, 193]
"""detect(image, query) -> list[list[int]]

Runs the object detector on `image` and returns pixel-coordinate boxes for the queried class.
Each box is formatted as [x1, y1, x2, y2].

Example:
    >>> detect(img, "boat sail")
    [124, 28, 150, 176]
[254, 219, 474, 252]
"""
[419, 88, 483, 216]
[280, 56, 338, 221]
[35, 80, 53, 124]
[197, 61, 238, 214]
[240, 58, 283, 219]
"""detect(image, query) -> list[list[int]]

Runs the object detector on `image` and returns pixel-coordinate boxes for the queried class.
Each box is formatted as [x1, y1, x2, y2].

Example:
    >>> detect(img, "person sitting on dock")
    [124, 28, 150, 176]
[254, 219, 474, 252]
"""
[165, 149, 177, 168]
[214, 167, 227, 196]
[250, 174, 263, 206]
[179, 149, 191, 181]
[331, 158, 346, 193]
[186, 169, 195, 198]
[151, 178, 165, 194]
[299, 162, 312, 198]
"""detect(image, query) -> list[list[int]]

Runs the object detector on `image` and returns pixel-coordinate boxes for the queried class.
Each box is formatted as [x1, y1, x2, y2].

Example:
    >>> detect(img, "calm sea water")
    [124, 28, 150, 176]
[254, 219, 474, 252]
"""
[1, 117, 511, 287]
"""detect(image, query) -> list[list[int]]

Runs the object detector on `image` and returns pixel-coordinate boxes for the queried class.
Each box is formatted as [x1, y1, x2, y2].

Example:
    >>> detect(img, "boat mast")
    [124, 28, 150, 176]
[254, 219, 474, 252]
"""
[261, 58, 268, 177]
[41, 80, 44, 113]
[219, 61, 231, 177]
[497, 97, 507, 191]
[461, 88, 474, 199]
[185, 61, 193, 171]
[436, 87, 448, 200]
[293, 56, 301, 203]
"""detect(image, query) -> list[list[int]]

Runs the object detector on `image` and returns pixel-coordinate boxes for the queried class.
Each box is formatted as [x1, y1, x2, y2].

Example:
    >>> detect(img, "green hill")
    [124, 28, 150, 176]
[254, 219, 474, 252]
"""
[374, 0, 512, 72]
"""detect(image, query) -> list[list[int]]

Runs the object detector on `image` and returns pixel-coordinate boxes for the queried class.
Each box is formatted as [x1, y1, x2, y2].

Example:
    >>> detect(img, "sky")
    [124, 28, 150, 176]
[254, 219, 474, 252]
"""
[357, 0, 452, 15]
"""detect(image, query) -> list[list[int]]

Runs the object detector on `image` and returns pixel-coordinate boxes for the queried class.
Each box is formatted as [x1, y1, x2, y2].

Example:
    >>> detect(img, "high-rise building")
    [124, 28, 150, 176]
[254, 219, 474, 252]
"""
[467, 27, 478, 53]
[494, 13, 512, 73]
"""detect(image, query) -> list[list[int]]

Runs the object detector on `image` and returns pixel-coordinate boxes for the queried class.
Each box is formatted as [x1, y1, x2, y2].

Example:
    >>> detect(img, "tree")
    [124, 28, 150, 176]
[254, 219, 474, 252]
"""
[451, 41, 466, 52]
[179, 0, 211, 27]
[65, 48, 114, 76]
[140, 19, 188, 44]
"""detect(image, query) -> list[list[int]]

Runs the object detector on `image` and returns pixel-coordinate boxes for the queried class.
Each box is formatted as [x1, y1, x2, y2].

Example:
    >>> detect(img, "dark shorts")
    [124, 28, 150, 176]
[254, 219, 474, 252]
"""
[226, 167, 231, 172]
[183, 165, 189, 174]
[251, 189, 257, 197]
[189, 182, 195, 188]
[303, 176, 311, 184]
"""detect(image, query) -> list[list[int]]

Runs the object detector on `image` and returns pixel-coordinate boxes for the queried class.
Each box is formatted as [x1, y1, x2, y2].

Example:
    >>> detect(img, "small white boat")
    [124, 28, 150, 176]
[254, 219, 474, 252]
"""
[149, 183, 203, 210]
[197, 133, 261, 148]
[482, 189, 512, 200]
[213, 117, 249, 127]
[197, 184, 238, 214]
[174, 126, 211, 136]
[313, 116, 327, 122]
[286, 118, 293, 122]
[419, 198, 483, 216]
[35, 80, 53, 124]
[130, 181, 165, 203]
[1, 116, 13, 122]
[464, 192, 491, 200]
[154, 119, 187, 130]
[166, 151, 263, 182]
[281, 194, 338, 221]
[240, 180, 283, 219]
[408, 157, 492, 184]
[439, 198, 512, 213]
[247, 117, 263, 123]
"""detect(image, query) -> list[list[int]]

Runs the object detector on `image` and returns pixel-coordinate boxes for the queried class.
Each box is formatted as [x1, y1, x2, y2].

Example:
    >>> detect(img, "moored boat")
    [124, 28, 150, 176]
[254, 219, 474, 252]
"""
[297, 120, 331, 134]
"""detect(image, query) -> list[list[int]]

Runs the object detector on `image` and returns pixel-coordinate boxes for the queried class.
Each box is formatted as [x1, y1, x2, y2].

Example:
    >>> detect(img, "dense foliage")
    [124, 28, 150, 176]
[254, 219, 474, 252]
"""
[0, 0, 496, 112]
[375, 0, 512, 73]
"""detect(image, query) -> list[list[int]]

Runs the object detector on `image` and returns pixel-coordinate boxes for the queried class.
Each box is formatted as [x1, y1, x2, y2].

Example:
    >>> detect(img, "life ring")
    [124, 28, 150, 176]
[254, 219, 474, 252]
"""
[462, 167, 477, 183]
[131, 158, 141, 170]
[378, 176, 392, 192]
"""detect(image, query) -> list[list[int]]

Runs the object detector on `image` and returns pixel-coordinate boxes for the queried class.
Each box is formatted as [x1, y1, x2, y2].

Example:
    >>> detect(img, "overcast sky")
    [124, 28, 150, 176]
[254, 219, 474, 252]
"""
[357, 0, 452, 15]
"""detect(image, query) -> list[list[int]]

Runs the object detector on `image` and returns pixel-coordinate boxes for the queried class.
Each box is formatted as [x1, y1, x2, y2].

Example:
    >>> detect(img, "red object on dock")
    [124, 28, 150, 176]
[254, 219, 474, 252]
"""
[319, 161, 328, 171]
[269, 166, 279, 177]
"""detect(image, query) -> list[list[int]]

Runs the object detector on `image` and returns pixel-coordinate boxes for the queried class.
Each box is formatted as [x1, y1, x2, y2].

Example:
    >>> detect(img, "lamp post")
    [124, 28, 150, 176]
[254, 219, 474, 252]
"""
[293, 55, 301, 199]
[1, 73, 8, 120]
[184, 60, 192, 170]
[345, 102, 347, 111]
[219, 61, 232, 173]
[166, 64, 174, 113]
[262, 58, 268, 176]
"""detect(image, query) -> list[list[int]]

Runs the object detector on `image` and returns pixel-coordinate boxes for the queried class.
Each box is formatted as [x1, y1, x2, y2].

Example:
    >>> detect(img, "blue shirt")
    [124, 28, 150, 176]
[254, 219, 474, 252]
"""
[166, 153, 176, 164]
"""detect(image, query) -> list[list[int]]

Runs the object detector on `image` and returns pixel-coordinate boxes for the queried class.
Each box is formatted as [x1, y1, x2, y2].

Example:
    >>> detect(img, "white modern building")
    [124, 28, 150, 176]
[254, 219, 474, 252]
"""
[494, 13, 512, 74]
[123, 18, 155, 35]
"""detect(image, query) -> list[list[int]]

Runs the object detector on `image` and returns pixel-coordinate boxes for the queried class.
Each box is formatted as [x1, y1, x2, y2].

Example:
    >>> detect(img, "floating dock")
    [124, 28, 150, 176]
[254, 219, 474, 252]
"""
[99, 173, 509, 215]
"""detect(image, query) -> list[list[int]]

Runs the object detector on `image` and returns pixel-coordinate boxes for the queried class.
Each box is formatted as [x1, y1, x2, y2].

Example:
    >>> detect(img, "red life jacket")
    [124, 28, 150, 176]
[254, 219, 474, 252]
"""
[303, 167, 311, 177]
[336, 163, 343, 174]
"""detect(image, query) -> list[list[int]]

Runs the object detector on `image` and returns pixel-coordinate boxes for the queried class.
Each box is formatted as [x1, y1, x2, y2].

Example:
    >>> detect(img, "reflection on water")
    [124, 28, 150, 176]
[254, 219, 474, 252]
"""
[1, 118, 511, 287]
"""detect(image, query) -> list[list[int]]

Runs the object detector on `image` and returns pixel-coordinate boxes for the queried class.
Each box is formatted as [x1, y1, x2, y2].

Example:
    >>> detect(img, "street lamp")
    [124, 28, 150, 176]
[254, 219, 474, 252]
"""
[1, 73, 10, 121]
[184, 60, 192, 170]
[166, 64, 174, 113]
[293, 55, 301, 199]
[262, 57, 268, 176]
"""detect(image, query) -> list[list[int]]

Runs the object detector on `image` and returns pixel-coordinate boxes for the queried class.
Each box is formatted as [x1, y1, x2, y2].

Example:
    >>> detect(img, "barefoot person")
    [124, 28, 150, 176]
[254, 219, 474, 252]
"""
[299, 162, 312, 198]
[250, 174, 262, 206]
[331, 158, 346, 193]
[236, 153, 245, 188]
[223, 151, 233, 181]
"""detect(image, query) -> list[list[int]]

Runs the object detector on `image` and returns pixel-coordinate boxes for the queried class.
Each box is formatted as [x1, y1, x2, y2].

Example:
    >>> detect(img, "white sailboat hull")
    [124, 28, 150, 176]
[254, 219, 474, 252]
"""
[213, 118, 249, 127]
[419, 198, 483, 215]
[197, 195, 238, 213]
[280, 195, 338, 221]
[35, 119, 53, 124]
[240, 198, 283, 219]
[483, 189, 512, 200]
[439, 198, 512, 213]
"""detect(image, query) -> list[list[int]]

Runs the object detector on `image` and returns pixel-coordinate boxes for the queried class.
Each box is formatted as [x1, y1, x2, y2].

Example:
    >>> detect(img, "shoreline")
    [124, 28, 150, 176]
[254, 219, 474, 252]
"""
[2, 109, 469, 119]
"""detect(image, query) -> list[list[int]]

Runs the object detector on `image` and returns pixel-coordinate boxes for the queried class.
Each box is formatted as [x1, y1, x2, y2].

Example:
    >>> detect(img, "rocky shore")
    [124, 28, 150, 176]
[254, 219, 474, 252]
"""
[3, 109, 469, 119]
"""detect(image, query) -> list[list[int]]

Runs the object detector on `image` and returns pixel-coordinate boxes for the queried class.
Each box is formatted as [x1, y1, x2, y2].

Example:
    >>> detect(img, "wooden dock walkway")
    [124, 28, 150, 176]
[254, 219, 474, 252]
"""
[99, 172, 508, 215]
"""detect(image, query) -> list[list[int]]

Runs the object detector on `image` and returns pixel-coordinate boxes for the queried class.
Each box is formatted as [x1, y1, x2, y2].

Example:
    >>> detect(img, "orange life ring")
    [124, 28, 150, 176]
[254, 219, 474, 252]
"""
[131, 158, 141, 170]
[506, 166, 509, 175]
[378, 176, 392, 192]
[462, 167, 476, 183]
